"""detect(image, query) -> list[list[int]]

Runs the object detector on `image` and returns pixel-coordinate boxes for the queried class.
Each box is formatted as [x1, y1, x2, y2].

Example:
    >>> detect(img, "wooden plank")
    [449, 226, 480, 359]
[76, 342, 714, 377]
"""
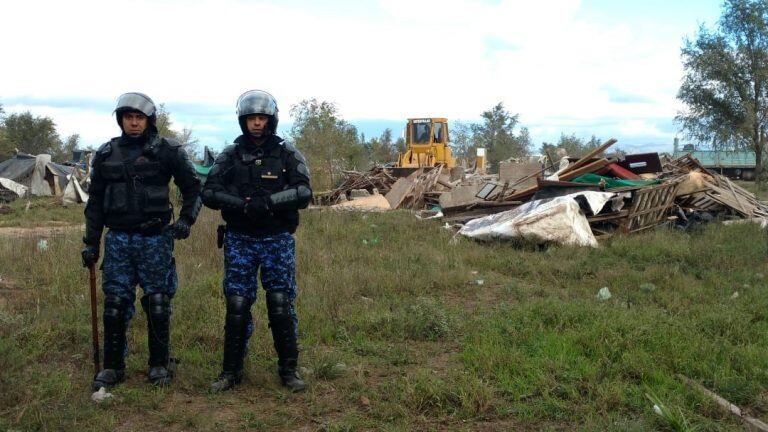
[411, 166, 443, 209]
[557, 138, 617, 177]
[704, 183, 755, 217]
[676, 374, 768, 432]
[437, 178, 455, 189]
[724, 177, 751, 216]
[384, 169, 422, 209]
[560, 158, 610, 181]
[620, 181, 680, 233]
[587, 209, 629, 223]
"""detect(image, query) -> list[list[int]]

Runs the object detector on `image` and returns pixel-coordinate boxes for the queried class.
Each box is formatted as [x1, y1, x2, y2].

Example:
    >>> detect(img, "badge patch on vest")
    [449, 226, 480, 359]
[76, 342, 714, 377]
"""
[254, 160, 262, 166]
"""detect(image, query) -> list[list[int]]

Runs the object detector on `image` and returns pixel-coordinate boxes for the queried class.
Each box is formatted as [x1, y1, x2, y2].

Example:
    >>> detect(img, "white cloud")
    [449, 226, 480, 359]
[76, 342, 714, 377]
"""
[617, 119, 668, 138]
[0, 0, 717, 148]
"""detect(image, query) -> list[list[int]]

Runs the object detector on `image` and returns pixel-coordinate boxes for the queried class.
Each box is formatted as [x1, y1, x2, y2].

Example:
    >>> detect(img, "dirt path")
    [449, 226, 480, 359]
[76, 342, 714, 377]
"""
[0, 223, 83, 237]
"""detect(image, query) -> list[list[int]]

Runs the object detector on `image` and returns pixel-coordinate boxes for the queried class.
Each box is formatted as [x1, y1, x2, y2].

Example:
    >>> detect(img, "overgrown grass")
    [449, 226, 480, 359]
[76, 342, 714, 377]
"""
[1, 203, 767, 430]
[0, 196, 84, 227]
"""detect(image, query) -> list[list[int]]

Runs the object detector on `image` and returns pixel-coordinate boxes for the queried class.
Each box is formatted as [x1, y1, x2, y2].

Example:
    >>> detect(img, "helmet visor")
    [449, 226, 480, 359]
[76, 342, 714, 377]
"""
[115, 93, 156, 117]
[236, 91, 278, 117]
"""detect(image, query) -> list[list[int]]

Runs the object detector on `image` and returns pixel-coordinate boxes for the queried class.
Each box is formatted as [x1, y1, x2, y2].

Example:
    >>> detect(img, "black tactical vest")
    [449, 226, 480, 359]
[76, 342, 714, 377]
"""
[98, 137, 173, 228]
[229, 142, 288, 199]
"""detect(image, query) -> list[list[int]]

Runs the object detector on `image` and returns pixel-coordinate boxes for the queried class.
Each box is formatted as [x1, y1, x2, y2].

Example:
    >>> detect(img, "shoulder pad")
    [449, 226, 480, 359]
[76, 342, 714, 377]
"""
[281, 140, 307, 164]
[281, 139, 296, 152]
[214, 145, 237, 164]
[161, 137, 183, 148]
[96, 139, 116, 156]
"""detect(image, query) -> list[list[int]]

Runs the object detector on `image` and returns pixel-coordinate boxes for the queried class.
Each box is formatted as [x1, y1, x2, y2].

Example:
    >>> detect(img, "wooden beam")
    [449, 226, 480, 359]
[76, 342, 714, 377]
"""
[676, 374, 768, 432]
[556, 138, 618, 178]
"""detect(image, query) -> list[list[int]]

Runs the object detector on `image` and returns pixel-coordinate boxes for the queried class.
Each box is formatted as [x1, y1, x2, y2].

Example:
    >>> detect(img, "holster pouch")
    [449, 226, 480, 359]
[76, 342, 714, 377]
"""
[217, 224, 226, 249]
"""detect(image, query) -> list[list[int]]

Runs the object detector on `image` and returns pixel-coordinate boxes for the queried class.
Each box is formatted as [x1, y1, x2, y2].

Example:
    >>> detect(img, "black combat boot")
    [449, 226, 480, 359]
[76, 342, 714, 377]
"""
[92, 295, 127, 391]
[210, 295, 251, 393]
[267, 291, 306, 393]
[141, 293, 173, 387]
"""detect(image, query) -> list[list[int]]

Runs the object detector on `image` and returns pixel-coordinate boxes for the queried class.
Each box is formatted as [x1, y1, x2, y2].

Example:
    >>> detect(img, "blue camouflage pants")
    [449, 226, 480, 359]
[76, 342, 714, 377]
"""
[102, 230, 177, 357]
[223, 231, 297, 341]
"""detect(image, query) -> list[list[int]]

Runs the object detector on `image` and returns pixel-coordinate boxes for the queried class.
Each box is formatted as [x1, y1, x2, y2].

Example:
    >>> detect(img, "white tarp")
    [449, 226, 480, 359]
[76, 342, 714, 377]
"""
[30, 154, 53, 196]
[458, 191, 619, 247]
[0, 177, 28, 197]
[62, 173, 89, 205]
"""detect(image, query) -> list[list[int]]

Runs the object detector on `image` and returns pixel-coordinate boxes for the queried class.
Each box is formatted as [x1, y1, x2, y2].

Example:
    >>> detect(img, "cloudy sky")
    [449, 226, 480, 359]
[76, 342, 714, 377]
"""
[1, 0, 721, 154]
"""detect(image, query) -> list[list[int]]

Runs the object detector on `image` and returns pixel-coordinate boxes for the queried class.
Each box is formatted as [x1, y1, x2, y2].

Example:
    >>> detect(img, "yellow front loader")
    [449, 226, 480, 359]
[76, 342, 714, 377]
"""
[392, 117, 456, 177]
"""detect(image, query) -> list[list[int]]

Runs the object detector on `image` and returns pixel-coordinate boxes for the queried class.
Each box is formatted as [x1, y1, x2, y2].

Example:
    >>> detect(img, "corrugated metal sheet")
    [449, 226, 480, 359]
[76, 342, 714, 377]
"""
[671, 150, 755, 168]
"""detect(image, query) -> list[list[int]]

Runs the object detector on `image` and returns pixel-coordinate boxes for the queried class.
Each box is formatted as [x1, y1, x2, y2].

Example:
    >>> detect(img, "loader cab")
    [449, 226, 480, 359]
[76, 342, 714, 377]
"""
[408, 118, 448, 145]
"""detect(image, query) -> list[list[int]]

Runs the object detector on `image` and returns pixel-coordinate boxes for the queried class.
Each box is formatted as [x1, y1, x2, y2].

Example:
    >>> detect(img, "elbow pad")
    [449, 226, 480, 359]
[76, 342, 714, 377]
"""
[215, 192, 246, 210]
[201, 189, 221, 210]
[270, 185, 312, 211]
[202, 189, 245, 210]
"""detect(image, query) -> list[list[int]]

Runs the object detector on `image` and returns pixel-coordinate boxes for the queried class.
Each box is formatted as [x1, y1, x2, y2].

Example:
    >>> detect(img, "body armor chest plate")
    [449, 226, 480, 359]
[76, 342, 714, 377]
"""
[231, 146, 287, 198]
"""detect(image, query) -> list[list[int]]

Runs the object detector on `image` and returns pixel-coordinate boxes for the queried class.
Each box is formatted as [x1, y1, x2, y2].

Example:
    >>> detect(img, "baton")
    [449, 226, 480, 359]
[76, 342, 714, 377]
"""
[88, 263, 100, 375]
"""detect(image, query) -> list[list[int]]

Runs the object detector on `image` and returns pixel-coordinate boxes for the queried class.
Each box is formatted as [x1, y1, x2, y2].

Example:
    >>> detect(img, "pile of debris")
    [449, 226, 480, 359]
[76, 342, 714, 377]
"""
[317, 163, 488, 213]
[665, 154, 768, 221]
[316, 138, 768, 247]
[314, 167, 398, 207]
[456, 139, 768, 246]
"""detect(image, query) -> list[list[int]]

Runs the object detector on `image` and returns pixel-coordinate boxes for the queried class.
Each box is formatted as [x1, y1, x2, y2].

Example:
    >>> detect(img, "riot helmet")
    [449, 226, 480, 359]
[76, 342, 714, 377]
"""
[114, 92, 157, 133]
[236, 90, 279, 137]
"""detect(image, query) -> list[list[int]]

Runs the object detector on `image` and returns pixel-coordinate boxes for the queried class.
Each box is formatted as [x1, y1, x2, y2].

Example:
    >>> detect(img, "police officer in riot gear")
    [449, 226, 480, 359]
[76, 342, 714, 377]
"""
[82, 92, 202, 390]
[202, 90, 312, 393]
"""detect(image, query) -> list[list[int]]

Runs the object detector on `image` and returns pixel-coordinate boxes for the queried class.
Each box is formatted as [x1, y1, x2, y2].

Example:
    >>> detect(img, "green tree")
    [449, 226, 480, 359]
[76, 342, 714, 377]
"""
[365, 128, 397, 165]
[155, 104, 200, 160]
[52, 134, 80, 162]
[471, 102, 529, 172]
[540, 134, 603, 159]
[395, 136, 406, 153]
[518, 127, 533, 155]
[0, 111, 61, 158]
[677, 0, 768, 180]
[449, 121, 476, 163]
[289, 98, 364, 190]
[155, 103, 175, 139]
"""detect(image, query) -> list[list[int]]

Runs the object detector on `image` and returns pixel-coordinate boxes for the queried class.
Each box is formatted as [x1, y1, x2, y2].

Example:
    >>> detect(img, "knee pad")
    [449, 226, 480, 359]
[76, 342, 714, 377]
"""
[225, 295, 251, 330]
[141, 293, 171, 319]
[103, 295, 127, 331]
[266, 291, 293, 320]
[226, 295, 251, 314]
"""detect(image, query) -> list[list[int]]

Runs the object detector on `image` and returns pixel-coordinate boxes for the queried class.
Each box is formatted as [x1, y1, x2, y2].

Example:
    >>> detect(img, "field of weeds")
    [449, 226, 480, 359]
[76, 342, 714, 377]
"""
[1, 199, 768, 431]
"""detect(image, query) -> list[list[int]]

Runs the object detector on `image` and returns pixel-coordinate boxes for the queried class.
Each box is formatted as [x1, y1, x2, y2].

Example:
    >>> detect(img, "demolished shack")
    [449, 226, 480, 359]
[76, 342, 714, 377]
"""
[314, 138, 768, 247]
[0, 153, 86, 199]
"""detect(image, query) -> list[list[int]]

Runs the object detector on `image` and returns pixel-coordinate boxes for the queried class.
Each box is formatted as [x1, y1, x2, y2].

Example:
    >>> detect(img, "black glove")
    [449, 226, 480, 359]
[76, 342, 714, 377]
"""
[81, 245, 99, 268]
[164, 219, 191, 240]
[244, 195, 271, 218]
